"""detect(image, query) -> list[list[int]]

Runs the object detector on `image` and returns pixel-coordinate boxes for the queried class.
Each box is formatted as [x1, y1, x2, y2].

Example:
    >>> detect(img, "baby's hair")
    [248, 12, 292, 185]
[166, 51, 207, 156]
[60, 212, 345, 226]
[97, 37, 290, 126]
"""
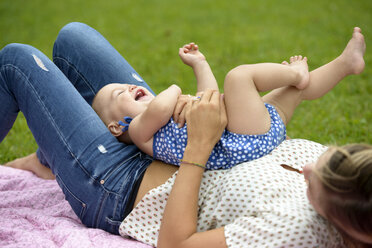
[91, 95, 99, 112]
[313, 144, 372, 246]
[91, 88, 110, 126]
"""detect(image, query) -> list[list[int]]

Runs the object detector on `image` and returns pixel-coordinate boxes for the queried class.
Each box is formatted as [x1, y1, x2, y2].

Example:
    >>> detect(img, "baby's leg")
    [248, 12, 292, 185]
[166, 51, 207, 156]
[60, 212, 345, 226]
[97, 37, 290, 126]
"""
[301, 27, 365, 100]
[261, 86, 301, 126]
[224, 58, 309, 134]
[263, 27, 366, 125]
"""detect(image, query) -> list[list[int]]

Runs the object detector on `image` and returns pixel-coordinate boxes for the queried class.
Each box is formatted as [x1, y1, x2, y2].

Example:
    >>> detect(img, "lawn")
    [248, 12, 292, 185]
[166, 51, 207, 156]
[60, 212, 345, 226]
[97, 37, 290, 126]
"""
[0, 0, 371, 163]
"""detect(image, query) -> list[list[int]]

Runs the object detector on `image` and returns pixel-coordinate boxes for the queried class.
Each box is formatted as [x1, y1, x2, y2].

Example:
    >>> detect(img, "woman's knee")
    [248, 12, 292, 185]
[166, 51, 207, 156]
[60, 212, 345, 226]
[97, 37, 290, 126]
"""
[54, 22, 93, 55]
[2, 43, 32, 54]
[0, 43, 39, 62]
[58, 22, 91, 38]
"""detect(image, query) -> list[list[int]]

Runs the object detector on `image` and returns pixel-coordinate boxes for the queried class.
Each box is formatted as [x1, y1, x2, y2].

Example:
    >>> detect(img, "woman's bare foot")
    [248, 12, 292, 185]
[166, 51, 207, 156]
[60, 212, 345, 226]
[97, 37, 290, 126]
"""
[282, 55, 310, 90]
[4, 153, 55, 180]
[339, 27, 366, 75]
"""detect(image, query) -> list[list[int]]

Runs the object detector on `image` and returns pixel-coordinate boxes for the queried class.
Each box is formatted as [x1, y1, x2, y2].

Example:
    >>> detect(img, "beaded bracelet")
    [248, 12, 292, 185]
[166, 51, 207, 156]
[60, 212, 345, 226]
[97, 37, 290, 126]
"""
[180, 159, 206, 169]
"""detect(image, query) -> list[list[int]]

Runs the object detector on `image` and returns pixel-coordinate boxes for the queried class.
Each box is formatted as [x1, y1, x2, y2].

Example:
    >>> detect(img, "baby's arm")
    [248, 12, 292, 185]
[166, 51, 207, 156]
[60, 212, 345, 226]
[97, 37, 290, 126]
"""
[128, 85, 181, 156]
[179, 43, 219, 92]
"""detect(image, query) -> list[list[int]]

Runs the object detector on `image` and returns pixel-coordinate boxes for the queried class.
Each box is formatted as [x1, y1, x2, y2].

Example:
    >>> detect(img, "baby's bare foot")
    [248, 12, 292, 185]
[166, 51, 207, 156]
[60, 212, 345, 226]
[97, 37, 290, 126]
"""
[340, 27, 366, 75]
[287, 55, 310, 90]
[4, 153, 55, 180]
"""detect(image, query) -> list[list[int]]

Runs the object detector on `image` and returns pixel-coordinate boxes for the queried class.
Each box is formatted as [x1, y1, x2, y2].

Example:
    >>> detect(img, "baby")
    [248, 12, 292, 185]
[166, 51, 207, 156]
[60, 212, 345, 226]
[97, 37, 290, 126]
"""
[92, 28, 365, 169]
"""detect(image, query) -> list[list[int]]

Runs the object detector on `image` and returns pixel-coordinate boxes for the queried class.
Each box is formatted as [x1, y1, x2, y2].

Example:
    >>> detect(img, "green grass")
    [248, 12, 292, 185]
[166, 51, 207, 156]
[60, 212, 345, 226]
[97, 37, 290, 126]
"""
[0, 0, 371, 163]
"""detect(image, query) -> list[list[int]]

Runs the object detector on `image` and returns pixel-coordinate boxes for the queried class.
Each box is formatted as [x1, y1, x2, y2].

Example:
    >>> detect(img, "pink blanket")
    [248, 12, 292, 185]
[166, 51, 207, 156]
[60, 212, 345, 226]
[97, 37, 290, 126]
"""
[0, 166, 152, 248]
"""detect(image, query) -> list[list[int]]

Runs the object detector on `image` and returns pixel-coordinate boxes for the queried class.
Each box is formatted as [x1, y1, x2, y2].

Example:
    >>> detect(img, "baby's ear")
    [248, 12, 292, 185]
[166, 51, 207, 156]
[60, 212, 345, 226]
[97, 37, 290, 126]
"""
[108, 122, 123, 137]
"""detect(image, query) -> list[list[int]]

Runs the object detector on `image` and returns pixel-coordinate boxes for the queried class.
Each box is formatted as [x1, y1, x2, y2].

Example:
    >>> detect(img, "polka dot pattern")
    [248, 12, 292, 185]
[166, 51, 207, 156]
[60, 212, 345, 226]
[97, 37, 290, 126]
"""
[153, 103, 286, 170]
[120, 139, 344, 247]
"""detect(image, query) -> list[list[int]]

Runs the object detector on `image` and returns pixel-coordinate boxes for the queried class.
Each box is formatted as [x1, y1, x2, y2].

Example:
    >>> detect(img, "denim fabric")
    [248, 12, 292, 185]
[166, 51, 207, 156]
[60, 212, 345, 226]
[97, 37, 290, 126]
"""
[53, 22, 155, 105]
[0, 22, 154, 234]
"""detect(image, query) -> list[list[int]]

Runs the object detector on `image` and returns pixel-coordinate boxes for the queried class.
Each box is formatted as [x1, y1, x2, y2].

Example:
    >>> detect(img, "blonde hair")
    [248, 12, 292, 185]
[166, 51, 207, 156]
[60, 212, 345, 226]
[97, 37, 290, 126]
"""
[313, 144, 372, 247]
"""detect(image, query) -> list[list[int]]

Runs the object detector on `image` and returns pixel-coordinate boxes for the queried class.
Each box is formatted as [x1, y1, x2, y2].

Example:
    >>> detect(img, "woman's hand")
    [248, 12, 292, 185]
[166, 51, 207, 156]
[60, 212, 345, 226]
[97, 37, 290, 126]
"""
[172, 94, 190, 128]
[173, 92, 203, 128]
[185, 89, 227, 153]
[178, 42, 206, 68]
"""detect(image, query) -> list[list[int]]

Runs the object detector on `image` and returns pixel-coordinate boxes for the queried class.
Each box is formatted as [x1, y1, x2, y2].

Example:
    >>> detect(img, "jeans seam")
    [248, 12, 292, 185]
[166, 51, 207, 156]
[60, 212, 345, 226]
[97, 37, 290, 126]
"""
[56, 175, 87, 218]
[53, 56, 96, 97]
[3, 64, 93, 179]
[0, 65, 18, 100]
[95, 192, 106, 227]
[109, 193, 120, 233]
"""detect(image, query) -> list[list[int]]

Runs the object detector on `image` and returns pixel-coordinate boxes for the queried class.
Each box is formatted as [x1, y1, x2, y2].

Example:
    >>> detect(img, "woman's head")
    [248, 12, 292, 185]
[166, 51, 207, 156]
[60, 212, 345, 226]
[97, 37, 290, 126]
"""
[92, 83, 155, 138]
[303, 144, 372, 246]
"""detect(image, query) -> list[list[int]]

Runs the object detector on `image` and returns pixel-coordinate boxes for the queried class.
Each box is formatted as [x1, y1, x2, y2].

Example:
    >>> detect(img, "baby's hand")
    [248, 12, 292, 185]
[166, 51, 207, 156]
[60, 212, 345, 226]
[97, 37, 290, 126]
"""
[173, 94, 200, 128]
[178, 42, 206, 68]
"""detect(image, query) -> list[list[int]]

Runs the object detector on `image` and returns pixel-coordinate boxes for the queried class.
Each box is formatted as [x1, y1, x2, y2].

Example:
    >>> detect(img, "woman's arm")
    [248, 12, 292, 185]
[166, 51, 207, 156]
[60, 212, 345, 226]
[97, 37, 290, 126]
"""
[179, 43, 219, 92]
[157, 89, 228, 248]
[129, 84, 181, 156]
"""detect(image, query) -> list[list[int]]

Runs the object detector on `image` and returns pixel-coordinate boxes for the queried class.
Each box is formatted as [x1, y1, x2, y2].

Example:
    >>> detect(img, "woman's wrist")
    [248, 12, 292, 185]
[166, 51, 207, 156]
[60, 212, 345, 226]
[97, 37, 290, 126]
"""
[183, 143, 213, 166]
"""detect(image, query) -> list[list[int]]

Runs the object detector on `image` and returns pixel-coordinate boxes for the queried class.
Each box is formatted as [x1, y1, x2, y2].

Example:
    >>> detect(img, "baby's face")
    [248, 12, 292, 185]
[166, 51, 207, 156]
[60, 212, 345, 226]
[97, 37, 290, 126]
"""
[93, 83, 155, 124]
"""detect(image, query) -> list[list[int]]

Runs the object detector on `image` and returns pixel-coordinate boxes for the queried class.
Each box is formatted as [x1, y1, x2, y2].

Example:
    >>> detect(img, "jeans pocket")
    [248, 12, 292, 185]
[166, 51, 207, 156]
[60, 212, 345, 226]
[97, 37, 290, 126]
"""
[56, 175, 87, 219]
[100, 153, 141, 192]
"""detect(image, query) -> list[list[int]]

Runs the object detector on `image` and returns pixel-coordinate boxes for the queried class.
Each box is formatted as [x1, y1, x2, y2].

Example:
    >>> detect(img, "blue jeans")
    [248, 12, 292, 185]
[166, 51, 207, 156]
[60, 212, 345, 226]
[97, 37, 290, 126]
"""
[0, 22, 154, 234]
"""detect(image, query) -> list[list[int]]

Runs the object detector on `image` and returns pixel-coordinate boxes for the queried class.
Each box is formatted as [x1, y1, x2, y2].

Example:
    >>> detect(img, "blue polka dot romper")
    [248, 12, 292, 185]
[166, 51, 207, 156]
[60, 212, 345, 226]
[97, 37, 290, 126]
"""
[153, 103, 286, 170]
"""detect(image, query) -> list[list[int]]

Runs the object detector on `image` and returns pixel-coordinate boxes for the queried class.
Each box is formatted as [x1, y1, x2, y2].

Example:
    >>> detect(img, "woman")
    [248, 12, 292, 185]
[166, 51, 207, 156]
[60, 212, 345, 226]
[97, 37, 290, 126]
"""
[1, 23, 370, 247]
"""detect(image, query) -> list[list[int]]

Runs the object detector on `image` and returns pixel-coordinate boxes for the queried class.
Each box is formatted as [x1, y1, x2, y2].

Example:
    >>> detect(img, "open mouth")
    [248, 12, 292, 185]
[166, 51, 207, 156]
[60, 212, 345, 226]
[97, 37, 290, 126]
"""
[134, 88, 146, 101]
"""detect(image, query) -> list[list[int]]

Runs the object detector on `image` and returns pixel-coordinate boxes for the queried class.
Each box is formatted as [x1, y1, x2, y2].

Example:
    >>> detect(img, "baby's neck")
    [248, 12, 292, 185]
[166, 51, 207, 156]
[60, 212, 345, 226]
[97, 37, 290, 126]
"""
[118, 132, 133, 144]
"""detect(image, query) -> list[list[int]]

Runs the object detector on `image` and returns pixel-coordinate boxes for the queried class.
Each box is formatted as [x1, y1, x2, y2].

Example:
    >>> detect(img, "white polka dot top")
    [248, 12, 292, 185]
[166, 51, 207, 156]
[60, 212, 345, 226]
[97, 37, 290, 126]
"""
[153, 103, 286, 170]
[120, 139, 345, 247]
